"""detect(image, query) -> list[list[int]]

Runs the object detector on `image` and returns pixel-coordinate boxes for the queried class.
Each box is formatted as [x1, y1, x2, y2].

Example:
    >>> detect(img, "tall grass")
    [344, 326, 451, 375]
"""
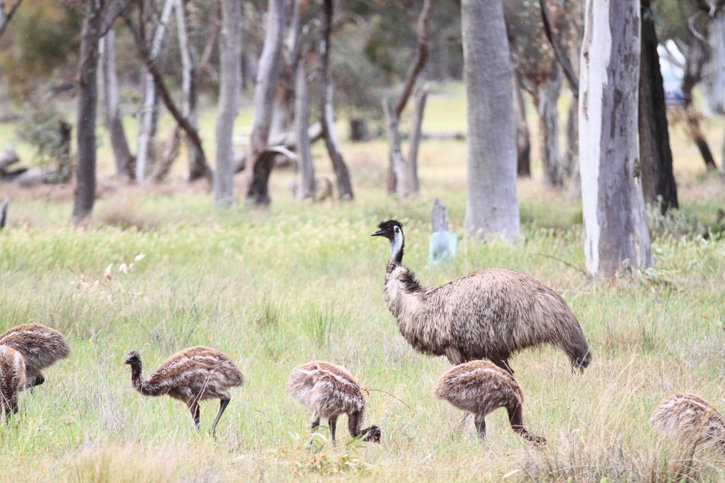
[1, 85, 725, 481]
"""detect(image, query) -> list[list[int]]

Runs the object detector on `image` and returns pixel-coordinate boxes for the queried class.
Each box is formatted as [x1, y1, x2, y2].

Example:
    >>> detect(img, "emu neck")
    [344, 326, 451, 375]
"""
[387, 232, 404, 268]
[347, 409, 364, 437]
[129, 361, 156, 396]
[384, 265, 424, 318]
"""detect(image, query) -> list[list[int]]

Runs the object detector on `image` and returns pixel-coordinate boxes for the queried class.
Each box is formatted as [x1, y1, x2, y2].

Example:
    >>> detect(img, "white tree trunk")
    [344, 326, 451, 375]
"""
[245, 0, 285, 205]
[136, 0, 174, 183]
[461, 0, 520, 241]
[579, 0, 652, 278]
[173, 0, 202, 179]
[705, 12, 725, 115]
[100, 23, 133, 180]
[214, 0, 242, 207]
[407, 85, 428, 193]
[295, 61, 315, 201]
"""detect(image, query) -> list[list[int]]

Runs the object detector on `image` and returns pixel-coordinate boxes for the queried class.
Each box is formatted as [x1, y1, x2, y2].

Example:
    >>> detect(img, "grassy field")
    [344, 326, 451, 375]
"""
[2, 85, 725, 481]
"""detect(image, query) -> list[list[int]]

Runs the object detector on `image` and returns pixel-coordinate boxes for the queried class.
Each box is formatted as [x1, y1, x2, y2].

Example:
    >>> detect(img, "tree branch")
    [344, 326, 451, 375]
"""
[122, 11, 213, 181]
[540, 0, 579, 96]
[0, 0, 23, 39]
[395, 0, 433, 118]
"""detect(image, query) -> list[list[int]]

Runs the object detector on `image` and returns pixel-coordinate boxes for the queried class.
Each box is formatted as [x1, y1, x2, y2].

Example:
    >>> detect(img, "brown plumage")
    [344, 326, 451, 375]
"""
[372, 220, 591, 374]
[123, 346, 244, 435]
[286, 361, 381, 446]
[434, 360, 545, 444]
[650, 393, 725, 454]
[0, 323, 71, 388]
[0, 345, 27, 421]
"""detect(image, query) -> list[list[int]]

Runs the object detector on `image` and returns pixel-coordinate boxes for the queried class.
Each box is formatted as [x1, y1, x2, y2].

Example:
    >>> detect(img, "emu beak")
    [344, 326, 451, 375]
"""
[371, 228, 386, 237]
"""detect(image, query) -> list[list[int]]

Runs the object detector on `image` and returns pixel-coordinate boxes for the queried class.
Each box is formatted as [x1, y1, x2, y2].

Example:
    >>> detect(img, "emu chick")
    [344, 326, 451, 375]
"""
[434, 360, 545, 445]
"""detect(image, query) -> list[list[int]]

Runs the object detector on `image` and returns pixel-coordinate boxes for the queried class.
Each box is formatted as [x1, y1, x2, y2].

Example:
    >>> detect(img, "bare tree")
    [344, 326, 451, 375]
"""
[0, 0, 22, 39]
[245, 0, 285, 205]
[462, 0, 520, 241]
[214, 0, 242, 207]
[579, 0, 652, 278]
[513, 71, 531, 177]
[73, 0, 105, 223]
[135, 0, 174, 182]
[639, 0, 678, 212]
[100, 14, 134, 181]
[295, 60, 314, 200]
[318, 0, 353, 200]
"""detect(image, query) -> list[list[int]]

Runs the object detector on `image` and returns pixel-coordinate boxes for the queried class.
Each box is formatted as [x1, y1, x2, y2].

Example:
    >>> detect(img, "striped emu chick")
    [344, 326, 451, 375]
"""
[0, 323, 71, 388]
[372, 220, 591, 374]
[651, 394, 725, 454]
[434, 360, 545, 445]
[0, 345, 27, 421]
[286, 361, 381, 446]
[123, 346, 244, 435]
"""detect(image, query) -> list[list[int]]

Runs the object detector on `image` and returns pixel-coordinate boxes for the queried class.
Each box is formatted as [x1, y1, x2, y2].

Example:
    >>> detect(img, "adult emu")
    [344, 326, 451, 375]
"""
[372, 220, 591, 374]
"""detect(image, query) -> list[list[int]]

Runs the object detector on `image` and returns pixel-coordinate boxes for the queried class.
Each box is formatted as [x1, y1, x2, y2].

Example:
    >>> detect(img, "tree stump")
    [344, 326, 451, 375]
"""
[429, 198, 457, 264]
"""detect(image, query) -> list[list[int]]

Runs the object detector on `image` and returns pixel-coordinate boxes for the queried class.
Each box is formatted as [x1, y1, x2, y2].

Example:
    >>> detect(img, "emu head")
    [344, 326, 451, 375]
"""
[361, 425, 382, 443]
[123, 351, 141, 366]
[372, 220, 404, 265]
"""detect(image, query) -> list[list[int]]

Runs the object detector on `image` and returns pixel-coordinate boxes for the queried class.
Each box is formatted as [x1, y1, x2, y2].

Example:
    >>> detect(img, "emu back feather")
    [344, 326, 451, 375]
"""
[385, 266, 591, 369]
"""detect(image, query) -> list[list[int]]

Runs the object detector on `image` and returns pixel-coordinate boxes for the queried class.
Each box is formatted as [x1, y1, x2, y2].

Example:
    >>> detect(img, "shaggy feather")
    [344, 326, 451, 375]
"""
[287, 361, 381, 443]
[651, 394, 725, 455]
[0, 345, 27, 420]
[373, 220, 591, 373]
[434, 360, 545, 444]
[0, 323, 71, 387]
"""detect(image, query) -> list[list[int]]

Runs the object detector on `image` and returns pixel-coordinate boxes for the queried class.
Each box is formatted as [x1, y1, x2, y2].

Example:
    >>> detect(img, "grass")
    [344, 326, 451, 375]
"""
[1, 84, 725, 481]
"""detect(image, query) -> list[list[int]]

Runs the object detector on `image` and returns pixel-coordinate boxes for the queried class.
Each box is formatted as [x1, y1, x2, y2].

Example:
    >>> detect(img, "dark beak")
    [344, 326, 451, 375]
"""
[371, 229, 386, 237]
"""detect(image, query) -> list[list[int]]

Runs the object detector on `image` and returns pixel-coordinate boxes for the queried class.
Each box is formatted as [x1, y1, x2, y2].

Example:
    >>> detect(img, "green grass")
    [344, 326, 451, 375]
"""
[1, 84, 725, 481]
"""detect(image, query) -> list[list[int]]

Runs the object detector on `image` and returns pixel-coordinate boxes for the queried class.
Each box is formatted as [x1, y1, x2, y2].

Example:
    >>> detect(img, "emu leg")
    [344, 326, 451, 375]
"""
[474, 413, 486, 441]
[329, 416, 338, 447]
[188, 401, 200, 429]
[491, 358, 514, 375]
[507, 403, 545, 445]
[210, 398, 230, 436]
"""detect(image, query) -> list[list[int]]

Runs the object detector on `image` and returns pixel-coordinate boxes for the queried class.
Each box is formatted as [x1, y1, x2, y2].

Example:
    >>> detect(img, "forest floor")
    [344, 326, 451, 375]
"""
[2, 84, 725, 481]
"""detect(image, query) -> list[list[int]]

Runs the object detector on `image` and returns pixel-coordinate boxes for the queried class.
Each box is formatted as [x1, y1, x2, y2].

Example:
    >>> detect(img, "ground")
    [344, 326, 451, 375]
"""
[1, 84, 725, 481]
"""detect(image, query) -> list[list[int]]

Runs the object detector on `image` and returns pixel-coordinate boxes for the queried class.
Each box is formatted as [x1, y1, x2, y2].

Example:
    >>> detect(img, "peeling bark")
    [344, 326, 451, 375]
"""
[579, 0, 652, 278]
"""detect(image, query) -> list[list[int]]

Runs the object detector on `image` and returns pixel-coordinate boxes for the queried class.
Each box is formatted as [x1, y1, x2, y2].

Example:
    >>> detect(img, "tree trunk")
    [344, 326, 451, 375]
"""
[534, 65, 563, 187]
[215, 0, 242, 207]
[706, 12, 725, 115]
[513, 71, 531, 178]
[174, 0, 204, 182]
[245, 0, 285, 205]
[461, 0, 520, 241]
[387, 0, 433, 194]
[100, 21, 133, 181]
[136, 0, 174, 183]
[566, 95, 582, 200]
[681, 35, 717, 171]
[579, 0, 652, 278]
[295, 60, 315, 201]
[407, 85, 428, 193]
[73, 0, 103, 223]
[318, 0, 353, 200]
[638, 0, 678, 213]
